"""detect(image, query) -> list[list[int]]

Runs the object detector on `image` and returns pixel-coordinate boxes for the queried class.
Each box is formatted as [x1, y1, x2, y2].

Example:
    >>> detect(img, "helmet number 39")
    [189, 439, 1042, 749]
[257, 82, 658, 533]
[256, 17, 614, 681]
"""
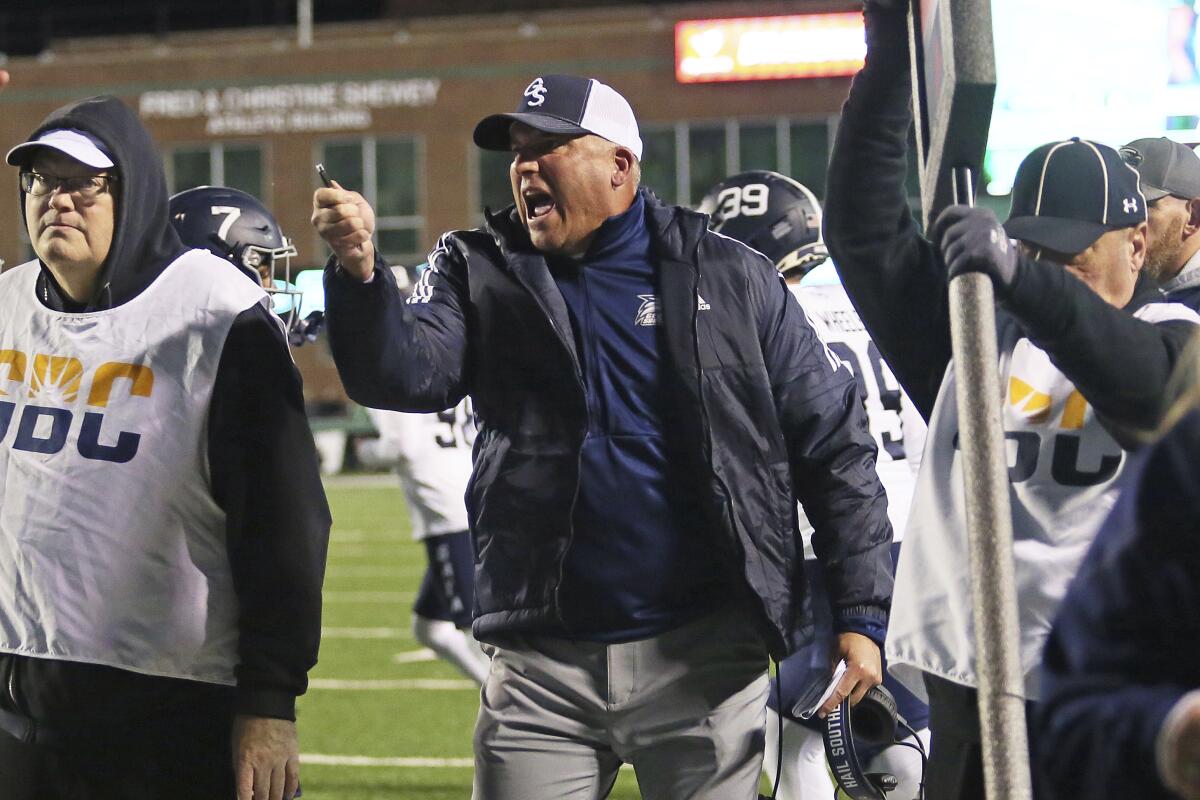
[714, 183, 769, 222]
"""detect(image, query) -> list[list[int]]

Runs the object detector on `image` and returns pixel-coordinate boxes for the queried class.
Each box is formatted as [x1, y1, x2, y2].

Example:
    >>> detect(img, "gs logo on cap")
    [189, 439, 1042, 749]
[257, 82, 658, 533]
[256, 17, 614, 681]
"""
[523, 77, 547, 108]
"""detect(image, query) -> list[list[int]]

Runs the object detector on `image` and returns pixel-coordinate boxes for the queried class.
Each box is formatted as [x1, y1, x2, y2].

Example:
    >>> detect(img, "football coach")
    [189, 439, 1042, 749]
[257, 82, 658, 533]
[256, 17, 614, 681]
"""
[314, 73, 894, 799]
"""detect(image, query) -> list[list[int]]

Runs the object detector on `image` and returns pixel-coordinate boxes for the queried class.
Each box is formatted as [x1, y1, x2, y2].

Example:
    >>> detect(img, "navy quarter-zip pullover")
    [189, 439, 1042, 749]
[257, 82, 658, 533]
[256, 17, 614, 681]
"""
[550, 193, 728, 641]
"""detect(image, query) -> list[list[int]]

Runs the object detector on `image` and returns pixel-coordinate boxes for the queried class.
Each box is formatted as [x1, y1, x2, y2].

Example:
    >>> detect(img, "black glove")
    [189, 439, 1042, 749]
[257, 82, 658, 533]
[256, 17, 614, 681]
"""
[931, 205, 1020, 293]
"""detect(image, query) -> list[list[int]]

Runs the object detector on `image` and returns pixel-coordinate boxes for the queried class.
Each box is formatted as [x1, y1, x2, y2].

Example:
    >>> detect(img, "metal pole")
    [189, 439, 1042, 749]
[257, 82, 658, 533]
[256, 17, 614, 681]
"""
[948, 166, 1033, 800]
[297, 0, 313, 49]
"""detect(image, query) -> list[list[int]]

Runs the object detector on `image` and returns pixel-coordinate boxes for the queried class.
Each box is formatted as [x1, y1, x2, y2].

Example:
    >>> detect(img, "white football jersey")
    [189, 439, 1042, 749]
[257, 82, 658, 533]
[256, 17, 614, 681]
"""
[359, 403, 475, 539]
[887, 302, 1200, 701]
[791, 277, 925, 554]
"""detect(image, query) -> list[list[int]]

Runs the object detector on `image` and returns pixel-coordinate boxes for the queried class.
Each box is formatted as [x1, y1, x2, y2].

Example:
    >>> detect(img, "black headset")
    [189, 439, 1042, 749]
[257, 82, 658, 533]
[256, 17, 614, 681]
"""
[823, 685, 927, 800]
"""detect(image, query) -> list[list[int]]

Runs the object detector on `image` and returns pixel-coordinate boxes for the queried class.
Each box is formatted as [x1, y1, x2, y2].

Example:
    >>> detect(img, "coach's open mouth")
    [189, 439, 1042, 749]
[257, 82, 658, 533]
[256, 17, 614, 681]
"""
[523, 190, 555, 220]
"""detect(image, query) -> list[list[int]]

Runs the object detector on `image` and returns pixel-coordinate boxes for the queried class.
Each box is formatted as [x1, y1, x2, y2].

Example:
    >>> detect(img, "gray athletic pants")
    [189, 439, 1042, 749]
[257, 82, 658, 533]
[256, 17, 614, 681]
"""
[472, 607, 770, 800]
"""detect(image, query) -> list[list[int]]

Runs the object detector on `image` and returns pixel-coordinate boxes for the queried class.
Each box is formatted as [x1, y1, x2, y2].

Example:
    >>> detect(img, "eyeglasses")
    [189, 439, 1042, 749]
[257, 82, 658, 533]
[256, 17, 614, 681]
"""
[19, 171, 117, 198]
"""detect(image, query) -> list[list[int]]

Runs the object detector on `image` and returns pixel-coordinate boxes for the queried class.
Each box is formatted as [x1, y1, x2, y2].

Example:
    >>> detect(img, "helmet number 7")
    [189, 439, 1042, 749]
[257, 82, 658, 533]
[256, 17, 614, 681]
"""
[210, 205, 243, 241]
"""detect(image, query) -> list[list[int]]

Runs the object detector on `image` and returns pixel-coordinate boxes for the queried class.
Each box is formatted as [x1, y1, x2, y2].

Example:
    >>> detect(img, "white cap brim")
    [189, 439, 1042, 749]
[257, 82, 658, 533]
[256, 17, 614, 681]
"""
[6, 128, 114, 169]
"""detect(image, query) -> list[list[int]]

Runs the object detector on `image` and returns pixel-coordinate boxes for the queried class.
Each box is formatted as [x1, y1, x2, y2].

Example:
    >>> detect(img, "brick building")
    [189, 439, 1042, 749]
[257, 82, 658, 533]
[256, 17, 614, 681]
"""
[0, 1, 866, 412]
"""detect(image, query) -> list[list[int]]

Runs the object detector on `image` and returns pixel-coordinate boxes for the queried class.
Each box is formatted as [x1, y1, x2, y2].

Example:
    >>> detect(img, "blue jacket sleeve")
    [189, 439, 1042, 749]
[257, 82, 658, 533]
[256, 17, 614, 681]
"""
[758, 266, 894, 638]
[323, 241, 470, 412]
[1038, 411, 1200, 799]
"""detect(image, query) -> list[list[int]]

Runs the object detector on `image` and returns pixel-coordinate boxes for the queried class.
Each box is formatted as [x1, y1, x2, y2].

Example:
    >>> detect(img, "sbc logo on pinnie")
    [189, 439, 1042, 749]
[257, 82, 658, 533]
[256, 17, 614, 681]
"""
[0, 350, 153, 464]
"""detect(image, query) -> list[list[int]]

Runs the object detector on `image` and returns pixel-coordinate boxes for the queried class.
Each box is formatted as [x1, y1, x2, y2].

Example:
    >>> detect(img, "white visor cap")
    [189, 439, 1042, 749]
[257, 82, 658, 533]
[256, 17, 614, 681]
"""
[6, 128, 115, 169]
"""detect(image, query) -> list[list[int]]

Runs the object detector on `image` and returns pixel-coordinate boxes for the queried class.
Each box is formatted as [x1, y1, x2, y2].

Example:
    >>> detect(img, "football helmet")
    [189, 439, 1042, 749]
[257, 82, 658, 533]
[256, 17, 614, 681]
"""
[698, 170, 829, 279]
[169, 185, 304, 332]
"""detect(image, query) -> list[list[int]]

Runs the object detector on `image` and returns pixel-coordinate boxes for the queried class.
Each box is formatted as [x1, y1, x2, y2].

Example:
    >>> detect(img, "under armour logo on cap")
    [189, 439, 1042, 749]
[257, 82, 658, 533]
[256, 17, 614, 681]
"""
[473, 74, 644, 160]
[1123, 197, 1138, 214]
[523, 78, 547, 107]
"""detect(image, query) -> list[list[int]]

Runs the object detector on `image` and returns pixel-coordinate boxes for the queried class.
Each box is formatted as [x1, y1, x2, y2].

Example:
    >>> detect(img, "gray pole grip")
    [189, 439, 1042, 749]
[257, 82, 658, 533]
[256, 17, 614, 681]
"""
[948, 166, 1033, 800]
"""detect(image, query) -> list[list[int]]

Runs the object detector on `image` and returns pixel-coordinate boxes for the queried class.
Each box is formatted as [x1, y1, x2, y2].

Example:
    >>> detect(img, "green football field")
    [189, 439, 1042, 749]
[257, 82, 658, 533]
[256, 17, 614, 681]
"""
[303, 478, 778, 798]
[298, 477, 655, 799]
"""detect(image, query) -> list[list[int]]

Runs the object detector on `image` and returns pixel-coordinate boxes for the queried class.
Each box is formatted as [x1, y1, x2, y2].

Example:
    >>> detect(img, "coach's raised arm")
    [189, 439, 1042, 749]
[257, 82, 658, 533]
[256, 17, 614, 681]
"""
[824, 2, 1200, 797]
[312, 177, 467, 412]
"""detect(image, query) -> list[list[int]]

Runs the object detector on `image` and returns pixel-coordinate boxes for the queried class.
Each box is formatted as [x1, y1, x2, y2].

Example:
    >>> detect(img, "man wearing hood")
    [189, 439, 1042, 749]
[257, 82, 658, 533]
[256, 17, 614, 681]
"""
[0, 96, 330, 800]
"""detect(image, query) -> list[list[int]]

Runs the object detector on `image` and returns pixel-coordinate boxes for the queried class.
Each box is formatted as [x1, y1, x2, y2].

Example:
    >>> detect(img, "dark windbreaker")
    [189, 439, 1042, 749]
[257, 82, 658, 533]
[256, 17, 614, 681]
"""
[324, 187, 893, 659]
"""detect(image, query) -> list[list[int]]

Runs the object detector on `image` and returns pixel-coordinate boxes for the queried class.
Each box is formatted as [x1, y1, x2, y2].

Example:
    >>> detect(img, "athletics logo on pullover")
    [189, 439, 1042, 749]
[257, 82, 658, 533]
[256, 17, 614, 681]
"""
[635, 293, 710, 326]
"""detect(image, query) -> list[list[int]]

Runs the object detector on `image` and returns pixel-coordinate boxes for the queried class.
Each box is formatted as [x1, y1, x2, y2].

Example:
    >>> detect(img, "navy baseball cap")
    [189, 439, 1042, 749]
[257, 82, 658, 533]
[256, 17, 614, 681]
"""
[473, 74, 643, 159]
[1119, 137, 1200, 202]
[1005, 138, 1146, 255]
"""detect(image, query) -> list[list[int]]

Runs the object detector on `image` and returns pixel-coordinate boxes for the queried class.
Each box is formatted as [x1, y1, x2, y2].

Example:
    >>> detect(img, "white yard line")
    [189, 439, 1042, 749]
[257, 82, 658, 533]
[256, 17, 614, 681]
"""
[321, 627, 410, 639]
[391, 648, 437, 664]
[324, 565, 415, 578]
[322, 591, 412, 603]
[329, 532, 408, 545]
[302, 754, 473, 768]
[301, 754, 634, 770]
[324, 560, 413, 570]
[327, 545, 412, 558]
[322, 474, 401, 488]
[308, 678, 476, 690]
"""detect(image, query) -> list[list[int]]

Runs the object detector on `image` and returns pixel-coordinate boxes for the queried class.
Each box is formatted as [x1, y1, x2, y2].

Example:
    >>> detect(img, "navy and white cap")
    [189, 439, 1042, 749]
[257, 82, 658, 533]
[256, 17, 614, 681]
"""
[6, 128, 115, 169]
[1005, 138, 1146, 255]
[473, 74, 643, 160]
[1119, 137, 1200, 202]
